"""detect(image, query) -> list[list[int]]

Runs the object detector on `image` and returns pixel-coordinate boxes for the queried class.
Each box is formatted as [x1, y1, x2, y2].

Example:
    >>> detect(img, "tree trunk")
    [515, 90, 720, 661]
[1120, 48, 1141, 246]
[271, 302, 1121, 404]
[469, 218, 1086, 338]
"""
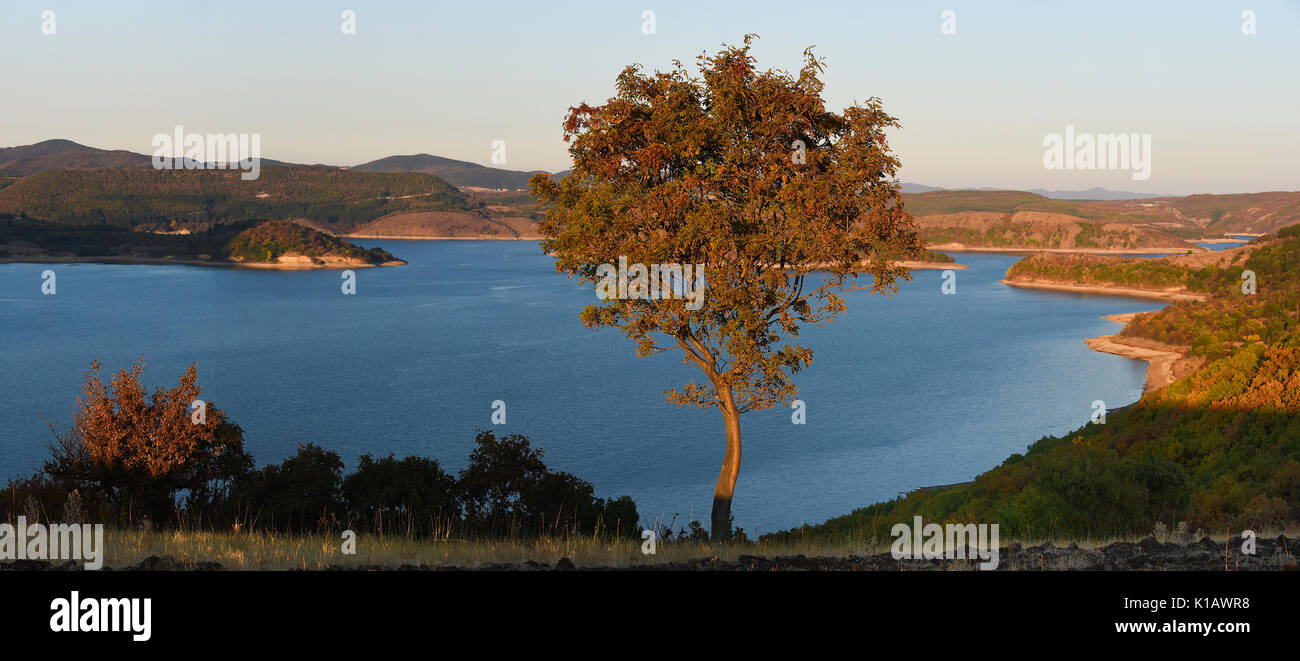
[710, 397, 742, 542]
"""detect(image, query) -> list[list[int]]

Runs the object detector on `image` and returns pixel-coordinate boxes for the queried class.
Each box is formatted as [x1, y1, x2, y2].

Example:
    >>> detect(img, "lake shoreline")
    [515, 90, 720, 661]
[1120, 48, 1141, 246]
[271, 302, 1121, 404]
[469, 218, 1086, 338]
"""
[898, 260, 969, 271]
[932, 244, 1203, 255]
[1085, 333, 1187, 393]
[0, 255, 404, 270]
[1083, 314, 1199, 394]
[999, 278, 1206, 302]
[994, 278, 1199, 393]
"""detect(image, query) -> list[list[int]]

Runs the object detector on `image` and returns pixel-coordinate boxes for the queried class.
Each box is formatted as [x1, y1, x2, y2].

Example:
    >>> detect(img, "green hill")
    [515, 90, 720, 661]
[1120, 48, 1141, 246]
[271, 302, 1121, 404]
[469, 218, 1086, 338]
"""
[351, 153, 566, 190]
[902, 189, 1300, 237]
[770, 229, 1300, 543]
[224, 220, 398, 264]
[0, 139, 152, 176]
[916, 211, 1197, 251]
[0, 165, 478, 232]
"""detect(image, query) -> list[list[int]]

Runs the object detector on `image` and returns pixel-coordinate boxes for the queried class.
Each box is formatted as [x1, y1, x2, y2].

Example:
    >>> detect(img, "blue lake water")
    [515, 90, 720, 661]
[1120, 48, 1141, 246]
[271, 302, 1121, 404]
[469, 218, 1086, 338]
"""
[1197, 240, 1247, 252]
[0, 243, 1163, 533]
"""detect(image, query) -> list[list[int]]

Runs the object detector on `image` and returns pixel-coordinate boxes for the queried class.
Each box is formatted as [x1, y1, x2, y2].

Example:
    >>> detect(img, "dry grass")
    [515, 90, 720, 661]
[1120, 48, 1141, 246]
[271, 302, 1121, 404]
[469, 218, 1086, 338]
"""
[97, 526, 1300, 570]
[100, 528, 894, 570]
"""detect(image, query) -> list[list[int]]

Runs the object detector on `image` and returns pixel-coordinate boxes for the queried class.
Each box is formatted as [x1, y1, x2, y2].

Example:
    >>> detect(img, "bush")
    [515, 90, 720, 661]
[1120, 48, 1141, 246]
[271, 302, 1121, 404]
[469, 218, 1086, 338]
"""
[457, 430, 639, 537]
[342, 453, 458, 535]
[41, 359, 251, 526]
[20, 359, 639, 540]
[231, 443, 343, 532]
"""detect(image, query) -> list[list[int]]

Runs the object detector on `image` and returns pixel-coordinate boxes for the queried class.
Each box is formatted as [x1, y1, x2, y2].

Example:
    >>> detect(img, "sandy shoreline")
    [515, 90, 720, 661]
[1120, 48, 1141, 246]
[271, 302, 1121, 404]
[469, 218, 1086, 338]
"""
[1000, 279, 1206, 302]
[898, 260, 969, 271]
[929, 243, 1202, 255]
[1002, 281, 1201, 392]
[1083, 313, 1201, 393]
[1085, 333, 1186, 393]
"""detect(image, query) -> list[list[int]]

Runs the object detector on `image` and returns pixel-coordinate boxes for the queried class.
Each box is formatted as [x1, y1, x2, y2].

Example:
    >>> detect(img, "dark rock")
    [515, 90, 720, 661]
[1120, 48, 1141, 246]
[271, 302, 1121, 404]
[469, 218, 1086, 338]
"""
[130, 555, 223, 571]
[137, 555, 178, 571]
[1, 559, 54, 571]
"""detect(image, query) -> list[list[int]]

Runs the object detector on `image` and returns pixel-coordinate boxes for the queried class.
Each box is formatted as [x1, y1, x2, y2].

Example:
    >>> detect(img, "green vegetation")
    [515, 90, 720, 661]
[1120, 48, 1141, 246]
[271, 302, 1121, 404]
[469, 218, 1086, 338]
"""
[1006, 252, 1230, 291]
[0, 216, 397, 265]
[904, 189, 1300, 237]
[351, 153, 551, 190]
[1008, 232, 1300, 360]
[919, 222, 1062, 248]
[902, 190, 1099, 217]
[225, 220, 397, 264]
[773, 230, 1300, 543]
[1121, 231, 1300, 360]
[5, 360, 638, 540]
[0, 166, 479, 232]
[920, 217, 1182, 250]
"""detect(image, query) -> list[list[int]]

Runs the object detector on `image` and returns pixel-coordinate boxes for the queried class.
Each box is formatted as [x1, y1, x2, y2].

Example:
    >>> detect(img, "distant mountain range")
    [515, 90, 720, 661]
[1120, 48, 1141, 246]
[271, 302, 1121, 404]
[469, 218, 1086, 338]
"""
[3, 140, 1298, 239]
[900, 183, 1167, 200]
[0, 139, 152, 176]
[0, 140, 564, 191]
[350, 153, 566, 190]
[0, 139, 307, 176]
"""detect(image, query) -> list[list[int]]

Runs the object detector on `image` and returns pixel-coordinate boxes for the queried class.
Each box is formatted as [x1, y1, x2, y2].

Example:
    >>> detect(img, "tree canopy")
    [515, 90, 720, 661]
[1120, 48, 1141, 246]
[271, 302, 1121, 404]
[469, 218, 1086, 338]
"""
[531, 35, 921, 539]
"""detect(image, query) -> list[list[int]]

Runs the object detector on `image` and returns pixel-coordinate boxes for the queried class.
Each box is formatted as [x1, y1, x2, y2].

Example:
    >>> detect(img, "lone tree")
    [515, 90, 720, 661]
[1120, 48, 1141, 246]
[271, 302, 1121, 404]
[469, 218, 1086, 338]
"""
[530, 36, 921, 541]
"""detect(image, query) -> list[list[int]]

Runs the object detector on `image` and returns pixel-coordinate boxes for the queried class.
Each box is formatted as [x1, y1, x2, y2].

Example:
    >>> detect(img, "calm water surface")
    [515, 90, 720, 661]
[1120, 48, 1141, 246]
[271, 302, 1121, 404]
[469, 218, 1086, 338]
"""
[0, 243, 1163, 533]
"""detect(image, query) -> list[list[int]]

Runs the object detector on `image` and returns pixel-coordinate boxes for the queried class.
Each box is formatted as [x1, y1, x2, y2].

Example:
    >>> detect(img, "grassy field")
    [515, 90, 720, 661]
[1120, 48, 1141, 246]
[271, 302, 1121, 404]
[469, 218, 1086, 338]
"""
[92, 527, 1298, 570]
[100, 528, 882, 570]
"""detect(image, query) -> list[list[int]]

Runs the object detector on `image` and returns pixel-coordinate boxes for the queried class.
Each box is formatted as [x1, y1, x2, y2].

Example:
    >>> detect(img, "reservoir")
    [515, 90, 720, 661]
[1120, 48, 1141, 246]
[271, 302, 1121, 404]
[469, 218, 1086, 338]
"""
[0, 242, 1163, 533]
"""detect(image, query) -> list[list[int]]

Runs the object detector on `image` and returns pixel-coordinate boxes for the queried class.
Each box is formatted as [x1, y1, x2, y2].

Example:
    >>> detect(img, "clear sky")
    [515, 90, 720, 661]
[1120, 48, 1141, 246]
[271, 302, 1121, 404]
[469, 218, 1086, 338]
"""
[3, 0, 1297, 194]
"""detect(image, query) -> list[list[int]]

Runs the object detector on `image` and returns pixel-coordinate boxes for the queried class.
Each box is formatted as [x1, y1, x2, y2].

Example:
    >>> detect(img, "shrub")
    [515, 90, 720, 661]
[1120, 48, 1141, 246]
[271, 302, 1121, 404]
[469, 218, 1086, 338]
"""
[231, 443, 343, 533]
[342, 453, 458, 535]
[42, 359, 251, 526]
[457, 430, 639, 537]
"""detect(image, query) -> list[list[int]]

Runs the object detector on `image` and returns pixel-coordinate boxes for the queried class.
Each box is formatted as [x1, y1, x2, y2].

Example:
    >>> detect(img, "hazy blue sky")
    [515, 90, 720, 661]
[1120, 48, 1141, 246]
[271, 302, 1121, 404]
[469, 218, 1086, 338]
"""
[3, 0, 1298, 194]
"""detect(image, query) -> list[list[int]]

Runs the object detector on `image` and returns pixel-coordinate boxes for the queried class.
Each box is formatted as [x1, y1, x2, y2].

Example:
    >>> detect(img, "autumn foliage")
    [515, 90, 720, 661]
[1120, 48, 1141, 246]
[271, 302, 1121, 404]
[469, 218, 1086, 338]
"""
[531, 35, 920, 540]
[17, 361, 638, 538]
[44, 358, 250, 523]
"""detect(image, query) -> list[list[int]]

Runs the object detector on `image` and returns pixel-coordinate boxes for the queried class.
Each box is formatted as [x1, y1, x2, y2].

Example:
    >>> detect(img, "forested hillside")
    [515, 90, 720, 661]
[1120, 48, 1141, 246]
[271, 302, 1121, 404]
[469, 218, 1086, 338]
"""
[224, 220, 398, 264]
[774, 229, 1300, 542]
[904, 188, 1300, 236]
[0, 139, 152, 176]
[0, 166, 478, 232]
[917, 211, 1196, 251]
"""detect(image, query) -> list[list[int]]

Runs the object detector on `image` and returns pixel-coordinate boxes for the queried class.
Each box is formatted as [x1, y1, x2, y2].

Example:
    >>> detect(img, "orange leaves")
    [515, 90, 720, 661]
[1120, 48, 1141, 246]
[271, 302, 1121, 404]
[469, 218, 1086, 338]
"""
[73, 358, 224, 482]
[534, 37, 917, 415]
